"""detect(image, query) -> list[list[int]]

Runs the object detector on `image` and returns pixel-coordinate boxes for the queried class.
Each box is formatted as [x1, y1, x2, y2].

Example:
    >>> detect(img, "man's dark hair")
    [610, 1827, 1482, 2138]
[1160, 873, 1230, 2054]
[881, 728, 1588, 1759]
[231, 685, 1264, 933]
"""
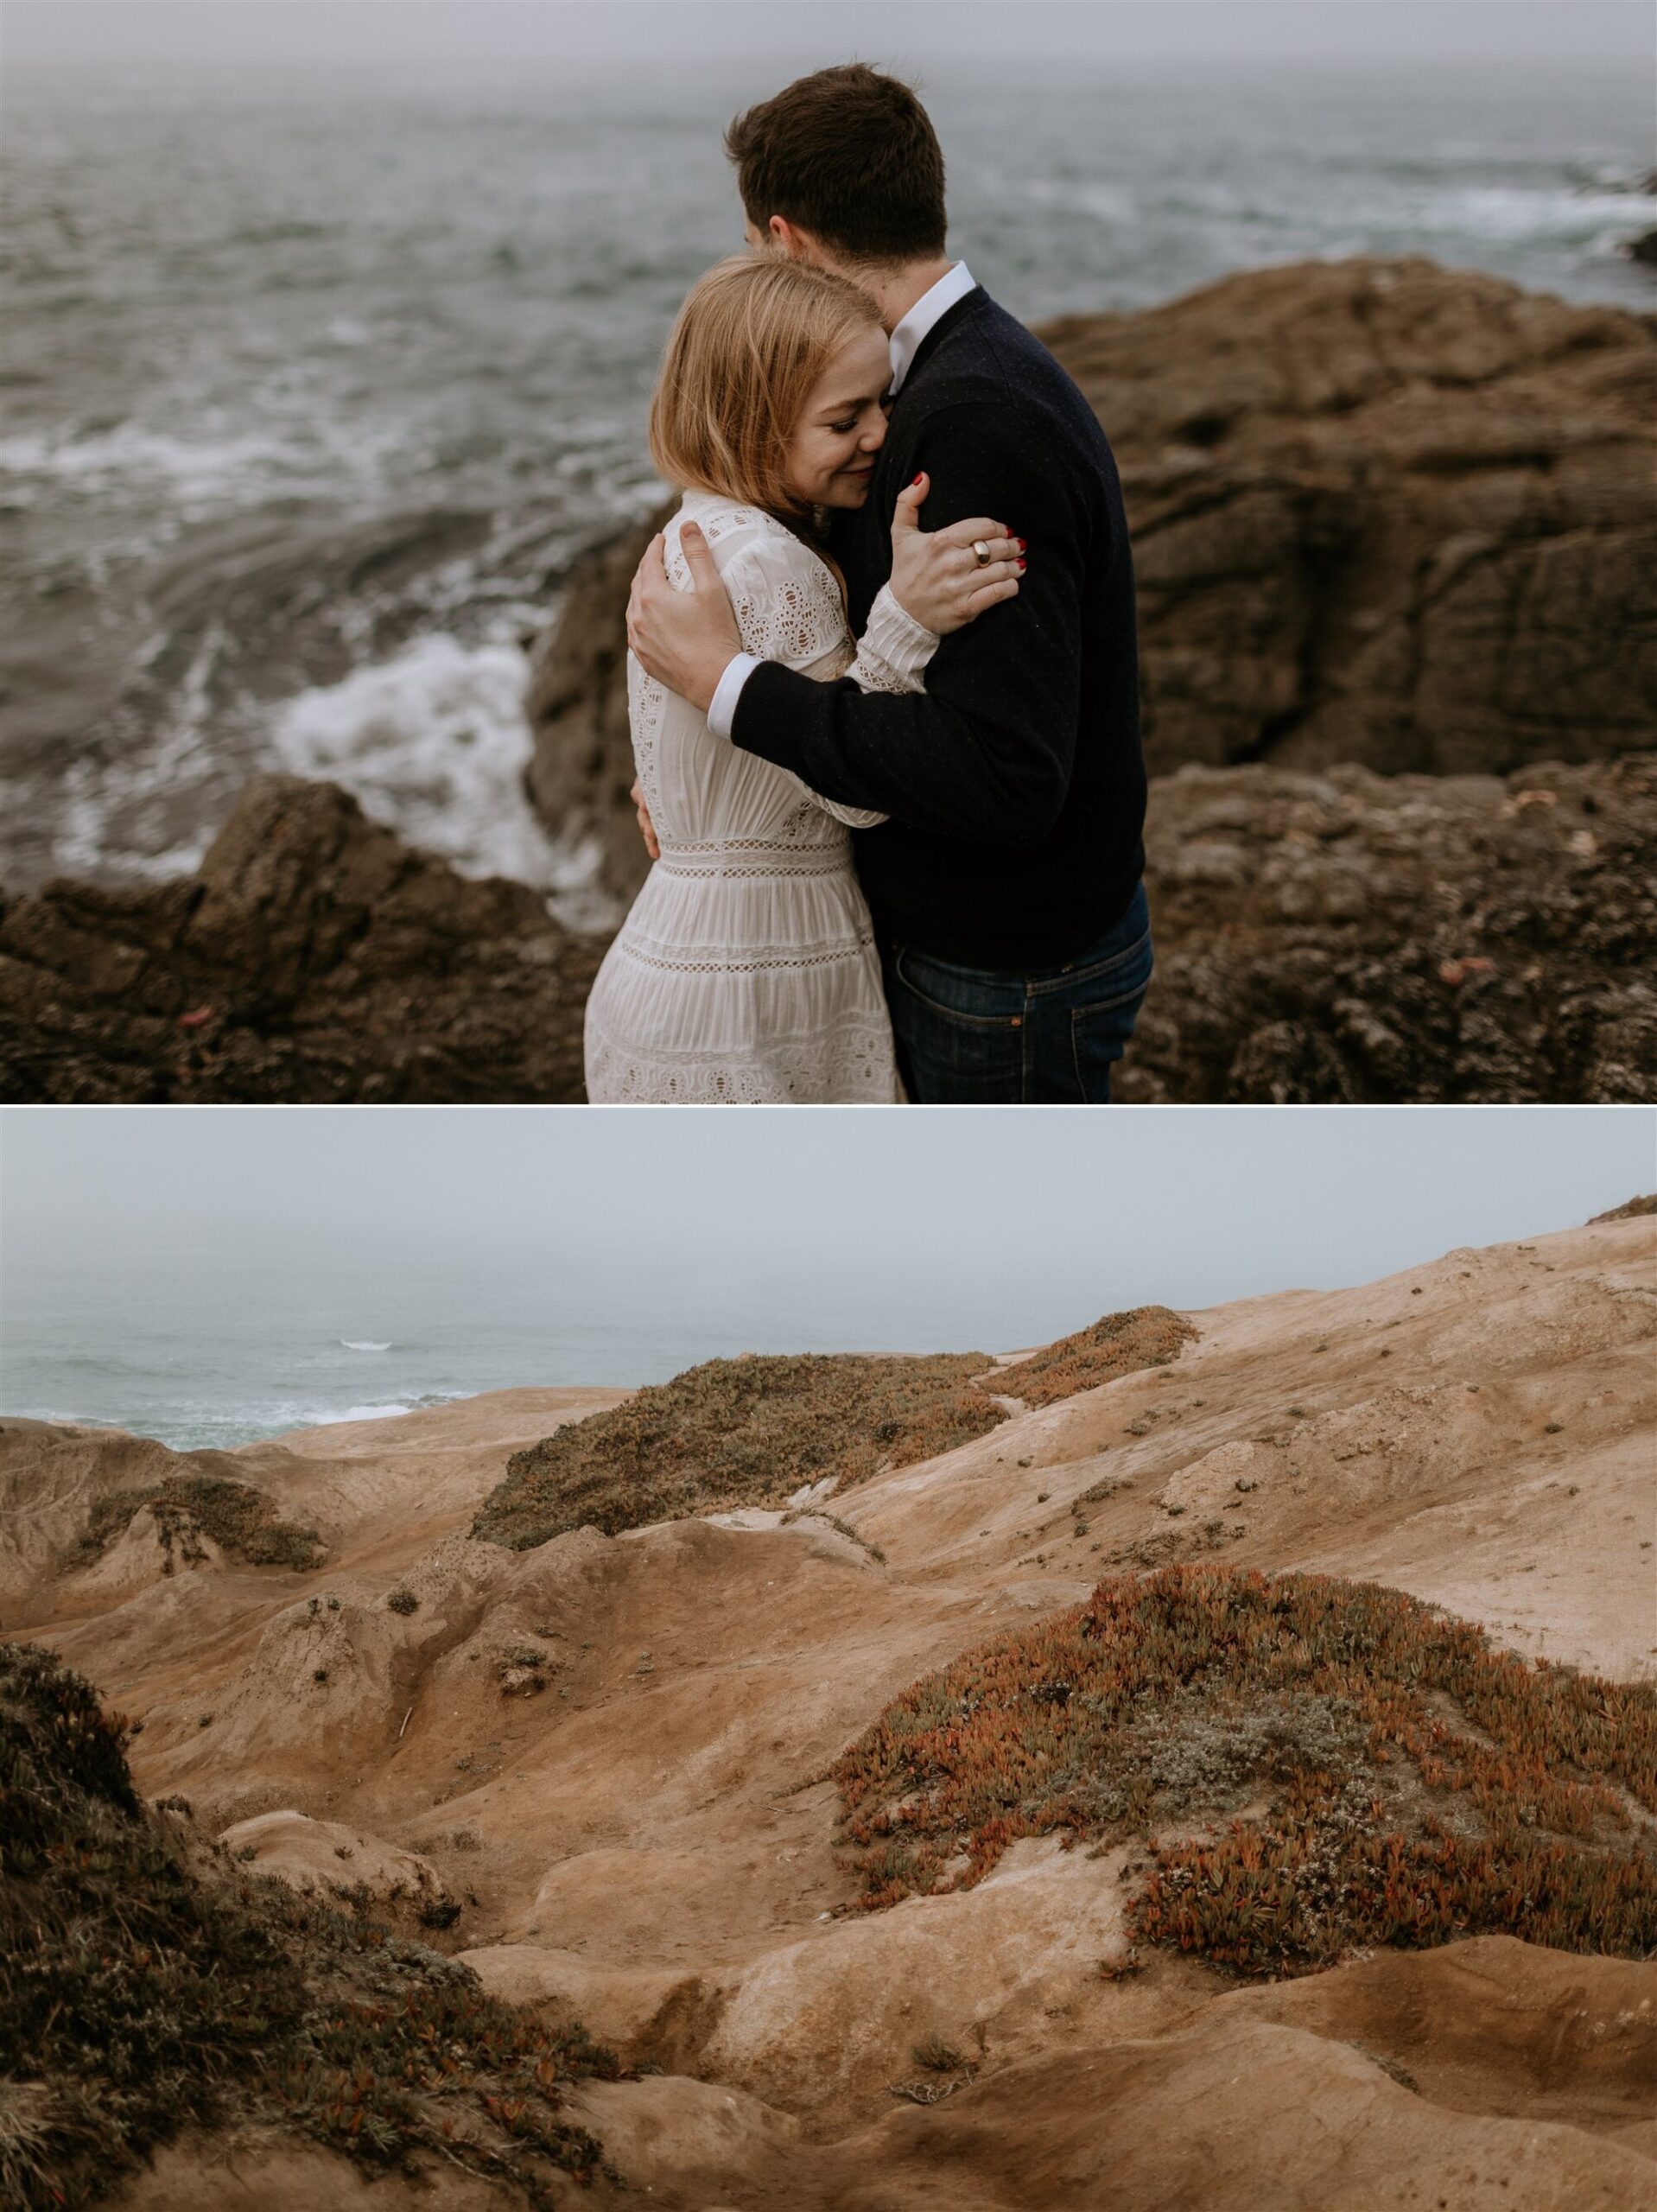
[726, 63, 947, 265]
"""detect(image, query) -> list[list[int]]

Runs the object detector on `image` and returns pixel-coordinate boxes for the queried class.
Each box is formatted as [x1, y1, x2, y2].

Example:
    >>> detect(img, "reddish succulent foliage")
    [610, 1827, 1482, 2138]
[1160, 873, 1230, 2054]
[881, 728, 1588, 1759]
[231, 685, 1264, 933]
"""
[1001, 1307, 1197, 1408]
[835, 1568, 1656, 1975]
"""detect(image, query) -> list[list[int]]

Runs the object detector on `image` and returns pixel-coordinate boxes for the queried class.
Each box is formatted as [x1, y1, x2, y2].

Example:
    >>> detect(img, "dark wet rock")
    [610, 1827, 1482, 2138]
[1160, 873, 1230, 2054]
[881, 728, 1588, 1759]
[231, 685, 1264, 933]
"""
[1119, 753, 1657, 1103]
[1044, 257, 1654, 782]
[525, 503, 673, 910]
[0, 777, 603, 1101]
[527, 257, 1656, 908]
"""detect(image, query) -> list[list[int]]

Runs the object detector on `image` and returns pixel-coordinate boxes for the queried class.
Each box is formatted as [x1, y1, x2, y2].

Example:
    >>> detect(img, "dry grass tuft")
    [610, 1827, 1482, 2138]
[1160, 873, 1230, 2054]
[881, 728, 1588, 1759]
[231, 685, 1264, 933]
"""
[0, 1641, 619, 2209]
[835, 1567, 1657, 1977]
[1001, 1308, 1197, 1408]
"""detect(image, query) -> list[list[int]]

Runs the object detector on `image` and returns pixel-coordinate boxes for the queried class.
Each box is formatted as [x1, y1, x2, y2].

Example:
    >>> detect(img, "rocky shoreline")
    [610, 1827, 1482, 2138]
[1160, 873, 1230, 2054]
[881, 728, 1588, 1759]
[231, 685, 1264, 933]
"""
[3, 255, 1653, 1104]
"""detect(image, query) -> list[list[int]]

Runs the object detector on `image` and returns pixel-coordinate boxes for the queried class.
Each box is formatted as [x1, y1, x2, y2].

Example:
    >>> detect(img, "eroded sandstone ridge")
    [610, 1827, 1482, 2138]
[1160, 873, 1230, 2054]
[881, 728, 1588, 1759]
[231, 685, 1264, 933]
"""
[0, 778, 602, 1102]
[525, 257, 1657, 907]
[6, 1212, 1654, 2209]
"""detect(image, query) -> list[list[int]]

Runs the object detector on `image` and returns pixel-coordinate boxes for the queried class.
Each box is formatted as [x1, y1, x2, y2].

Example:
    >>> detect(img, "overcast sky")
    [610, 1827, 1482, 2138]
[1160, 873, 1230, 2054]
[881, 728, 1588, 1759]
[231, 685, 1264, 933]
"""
[2, 1109, 1650, 1344]
[6, 2, 1647, 98]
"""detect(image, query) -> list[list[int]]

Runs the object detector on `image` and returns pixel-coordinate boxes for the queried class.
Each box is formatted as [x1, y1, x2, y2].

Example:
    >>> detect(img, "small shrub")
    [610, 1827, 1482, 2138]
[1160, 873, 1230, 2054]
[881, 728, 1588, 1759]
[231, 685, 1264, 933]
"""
[385, 1589, 419, 1616]
[1590, 1192, 1656, 1222]
[912, 2033, 968, 2072]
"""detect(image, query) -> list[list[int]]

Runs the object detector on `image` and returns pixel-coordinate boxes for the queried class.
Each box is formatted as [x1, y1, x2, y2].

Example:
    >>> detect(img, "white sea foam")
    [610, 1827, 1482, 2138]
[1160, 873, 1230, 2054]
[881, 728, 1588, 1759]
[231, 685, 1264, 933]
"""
[265, 632, 624, 928]
[0, 423, 298, 502]
[1390, 184, 1653, 241]
[340, 1340, 393, 1351]
[0, 410, 412, 517]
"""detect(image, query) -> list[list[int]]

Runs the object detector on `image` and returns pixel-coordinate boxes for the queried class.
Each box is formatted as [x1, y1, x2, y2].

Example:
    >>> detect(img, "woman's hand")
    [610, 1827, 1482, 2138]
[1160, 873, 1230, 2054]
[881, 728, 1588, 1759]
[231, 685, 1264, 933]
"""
[886, 474, 1025, 634]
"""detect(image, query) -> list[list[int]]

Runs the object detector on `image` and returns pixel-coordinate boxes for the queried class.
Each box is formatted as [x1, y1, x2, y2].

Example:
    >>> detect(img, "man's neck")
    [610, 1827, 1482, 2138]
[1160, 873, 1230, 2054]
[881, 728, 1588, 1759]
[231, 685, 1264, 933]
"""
[851, 256, 955, 335]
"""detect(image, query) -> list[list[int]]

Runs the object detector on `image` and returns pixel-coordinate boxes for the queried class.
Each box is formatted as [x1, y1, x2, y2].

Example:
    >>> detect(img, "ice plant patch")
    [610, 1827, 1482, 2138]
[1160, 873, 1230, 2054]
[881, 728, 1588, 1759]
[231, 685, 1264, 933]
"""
[835, 1567, 1657, 1975]
[1001, 1306, 1197, 1407]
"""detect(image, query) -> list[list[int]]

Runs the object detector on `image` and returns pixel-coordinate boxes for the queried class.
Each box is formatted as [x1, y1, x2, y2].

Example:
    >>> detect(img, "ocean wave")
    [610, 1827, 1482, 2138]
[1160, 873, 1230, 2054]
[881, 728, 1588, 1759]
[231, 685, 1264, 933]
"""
[340, 1339, 392, 1351]
[1382, 184, 1654, 243]
[265, 632, 624, 924]
[0, 410, 415, 515]
[300, 1392, 472, 1428]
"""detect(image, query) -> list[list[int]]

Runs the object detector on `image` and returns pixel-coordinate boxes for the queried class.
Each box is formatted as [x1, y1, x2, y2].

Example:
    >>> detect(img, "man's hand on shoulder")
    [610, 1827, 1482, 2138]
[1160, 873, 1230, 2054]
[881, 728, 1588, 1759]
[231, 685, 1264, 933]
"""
[626, 522, 742, 716]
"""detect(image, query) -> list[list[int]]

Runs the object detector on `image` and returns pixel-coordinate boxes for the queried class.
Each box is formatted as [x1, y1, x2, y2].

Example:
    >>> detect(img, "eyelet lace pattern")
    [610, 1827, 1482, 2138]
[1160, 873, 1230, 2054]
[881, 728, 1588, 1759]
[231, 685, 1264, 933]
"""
[584, 492, 938, 1104]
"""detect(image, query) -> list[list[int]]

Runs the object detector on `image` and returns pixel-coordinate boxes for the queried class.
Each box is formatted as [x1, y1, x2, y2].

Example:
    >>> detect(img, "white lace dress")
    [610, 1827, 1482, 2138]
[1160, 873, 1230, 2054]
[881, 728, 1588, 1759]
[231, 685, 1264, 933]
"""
[583, 490, 938, 1103]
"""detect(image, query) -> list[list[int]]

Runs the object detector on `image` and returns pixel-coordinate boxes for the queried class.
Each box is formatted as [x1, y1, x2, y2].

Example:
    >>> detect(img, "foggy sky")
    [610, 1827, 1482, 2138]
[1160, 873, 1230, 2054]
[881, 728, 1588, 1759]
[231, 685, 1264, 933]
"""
[6, 2, 1648, 100]
[2, 1109, 1650, 1352]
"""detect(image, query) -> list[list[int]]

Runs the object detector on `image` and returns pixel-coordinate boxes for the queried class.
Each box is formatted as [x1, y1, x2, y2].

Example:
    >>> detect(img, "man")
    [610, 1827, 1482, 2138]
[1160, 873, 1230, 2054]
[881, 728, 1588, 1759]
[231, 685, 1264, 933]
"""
[626, 64, 1150, 1103]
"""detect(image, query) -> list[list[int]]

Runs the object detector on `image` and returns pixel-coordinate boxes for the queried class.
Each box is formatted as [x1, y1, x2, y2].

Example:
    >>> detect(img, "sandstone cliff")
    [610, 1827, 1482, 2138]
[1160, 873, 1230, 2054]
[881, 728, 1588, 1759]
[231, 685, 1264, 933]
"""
[10, 1211, 1654, 2209]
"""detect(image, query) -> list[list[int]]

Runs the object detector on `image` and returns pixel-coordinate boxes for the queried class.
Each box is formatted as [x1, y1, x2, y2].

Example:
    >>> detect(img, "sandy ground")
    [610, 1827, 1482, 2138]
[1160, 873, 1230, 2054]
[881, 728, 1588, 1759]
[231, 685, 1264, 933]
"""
[9, 1214, 1655, 2209]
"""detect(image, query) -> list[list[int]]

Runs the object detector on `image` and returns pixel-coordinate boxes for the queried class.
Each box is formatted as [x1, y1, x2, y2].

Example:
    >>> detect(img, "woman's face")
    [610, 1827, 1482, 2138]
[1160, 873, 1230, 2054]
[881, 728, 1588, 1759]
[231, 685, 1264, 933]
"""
[783, 326, 892, 511]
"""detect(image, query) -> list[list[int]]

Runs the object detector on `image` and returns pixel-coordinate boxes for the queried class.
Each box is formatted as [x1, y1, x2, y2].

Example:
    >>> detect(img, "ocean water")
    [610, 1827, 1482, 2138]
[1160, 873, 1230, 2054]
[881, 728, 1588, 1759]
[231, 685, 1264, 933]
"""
[1, 1243, 993, 1452]
[2, 58, 1650, 910]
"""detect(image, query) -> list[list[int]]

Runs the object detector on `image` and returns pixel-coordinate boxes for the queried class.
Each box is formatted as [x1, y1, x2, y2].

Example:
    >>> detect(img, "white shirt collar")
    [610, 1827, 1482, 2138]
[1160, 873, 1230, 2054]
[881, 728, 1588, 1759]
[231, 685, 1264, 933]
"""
[888, 260, 976, 395]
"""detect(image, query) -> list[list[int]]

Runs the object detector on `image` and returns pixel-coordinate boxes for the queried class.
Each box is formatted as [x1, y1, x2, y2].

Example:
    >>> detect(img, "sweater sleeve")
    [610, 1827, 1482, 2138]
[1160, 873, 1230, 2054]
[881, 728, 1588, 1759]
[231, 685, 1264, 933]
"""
[729, 398, 1093, 846]
[797, 583, 938, 826]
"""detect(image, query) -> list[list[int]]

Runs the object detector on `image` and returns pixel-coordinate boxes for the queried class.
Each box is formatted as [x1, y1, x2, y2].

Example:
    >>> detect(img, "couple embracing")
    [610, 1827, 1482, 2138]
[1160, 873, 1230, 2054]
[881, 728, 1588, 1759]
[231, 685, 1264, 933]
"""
[584, 66, 1151, 1104]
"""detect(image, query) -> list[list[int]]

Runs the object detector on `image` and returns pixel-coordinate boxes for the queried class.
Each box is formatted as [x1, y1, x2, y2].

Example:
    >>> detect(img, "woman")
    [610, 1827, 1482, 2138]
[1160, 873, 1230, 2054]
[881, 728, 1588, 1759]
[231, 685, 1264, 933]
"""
[583, 257, 1022, 1104]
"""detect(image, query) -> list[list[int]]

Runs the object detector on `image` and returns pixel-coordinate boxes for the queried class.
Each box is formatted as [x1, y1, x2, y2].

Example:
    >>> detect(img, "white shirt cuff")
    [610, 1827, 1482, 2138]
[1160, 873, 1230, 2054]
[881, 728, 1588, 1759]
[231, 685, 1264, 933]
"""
[707, 652, 761, 741]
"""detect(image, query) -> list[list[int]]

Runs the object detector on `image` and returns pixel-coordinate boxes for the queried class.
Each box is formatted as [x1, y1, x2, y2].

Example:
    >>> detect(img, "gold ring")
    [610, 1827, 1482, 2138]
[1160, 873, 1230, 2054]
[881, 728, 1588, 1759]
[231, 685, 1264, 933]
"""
[972, 539, 993, 567]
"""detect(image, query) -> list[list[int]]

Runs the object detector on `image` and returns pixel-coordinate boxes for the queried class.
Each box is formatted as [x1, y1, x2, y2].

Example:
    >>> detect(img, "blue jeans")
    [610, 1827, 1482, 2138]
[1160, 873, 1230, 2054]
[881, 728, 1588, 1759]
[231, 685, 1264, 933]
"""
[880, 884, 1152, 1103]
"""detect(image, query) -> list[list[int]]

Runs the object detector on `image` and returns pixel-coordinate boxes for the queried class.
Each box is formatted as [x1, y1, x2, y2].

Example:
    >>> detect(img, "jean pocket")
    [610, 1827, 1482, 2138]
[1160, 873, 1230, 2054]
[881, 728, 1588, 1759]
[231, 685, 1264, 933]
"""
[892, 947, 1024, 1031]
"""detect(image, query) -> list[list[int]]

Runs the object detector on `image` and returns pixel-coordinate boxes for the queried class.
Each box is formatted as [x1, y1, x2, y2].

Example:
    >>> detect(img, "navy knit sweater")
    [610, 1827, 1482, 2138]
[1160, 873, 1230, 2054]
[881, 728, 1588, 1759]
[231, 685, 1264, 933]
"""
[730, 284, 1147, 969]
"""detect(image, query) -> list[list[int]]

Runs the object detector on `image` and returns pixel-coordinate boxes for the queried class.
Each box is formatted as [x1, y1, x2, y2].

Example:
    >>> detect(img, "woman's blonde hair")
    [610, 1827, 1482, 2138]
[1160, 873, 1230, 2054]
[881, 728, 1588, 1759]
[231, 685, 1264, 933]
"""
[649, 256, 883, 524]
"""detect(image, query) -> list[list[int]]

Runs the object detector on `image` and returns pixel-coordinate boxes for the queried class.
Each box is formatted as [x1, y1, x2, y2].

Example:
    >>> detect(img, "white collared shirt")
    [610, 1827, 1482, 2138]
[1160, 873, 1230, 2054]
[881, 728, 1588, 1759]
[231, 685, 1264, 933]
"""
[886, 258, 976, 395]
[705, 261, 977, 740]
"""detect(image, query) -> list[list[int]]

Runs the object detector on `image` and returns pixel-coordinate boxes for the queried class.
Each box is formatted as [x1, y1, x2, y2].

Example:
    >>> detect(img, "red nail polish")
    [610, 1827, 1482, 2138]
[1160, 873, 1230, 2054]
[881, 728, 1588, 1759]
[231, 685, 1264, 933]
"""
[1018, 537, 1027, 550]
[912, 474, 924, 486]
[1017, 558, 1026, 572]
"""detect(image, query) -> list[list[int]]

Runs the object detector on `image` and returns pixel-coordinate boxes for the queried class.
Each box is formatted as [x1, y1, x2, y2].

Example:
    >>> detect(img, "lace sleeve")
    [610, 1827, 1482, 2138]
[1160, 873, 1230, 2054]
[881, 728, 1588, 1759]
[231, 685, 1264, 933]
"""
[846, 584, 940, 697]
[716, 532, 886, 826]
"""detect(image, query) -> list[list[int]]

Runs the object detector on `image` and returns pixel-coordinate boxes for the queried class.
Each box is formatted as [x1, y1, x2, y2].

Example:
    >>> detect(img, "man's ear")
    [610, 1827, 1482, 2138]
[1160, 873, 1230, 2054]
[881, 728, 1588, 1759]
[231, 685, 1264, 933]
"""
[769, 215, 824, 266]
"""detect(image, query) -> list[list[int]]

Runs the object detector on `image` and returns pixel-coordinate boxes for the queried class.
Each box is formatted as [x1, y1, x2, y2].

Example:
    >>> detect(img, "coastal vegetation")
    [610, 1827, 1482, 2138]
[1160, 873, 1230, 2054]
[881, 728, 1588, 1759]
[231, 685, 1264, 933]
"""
[75, 1472, 325, 1573]
[0, 1642, 619, 2210]
[835, 1567, 1657, 1974]
[473, 1313, 1197, 1551]
[1001, 1306, 1197, 1407]
[473, 1351, 1006, 1548]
